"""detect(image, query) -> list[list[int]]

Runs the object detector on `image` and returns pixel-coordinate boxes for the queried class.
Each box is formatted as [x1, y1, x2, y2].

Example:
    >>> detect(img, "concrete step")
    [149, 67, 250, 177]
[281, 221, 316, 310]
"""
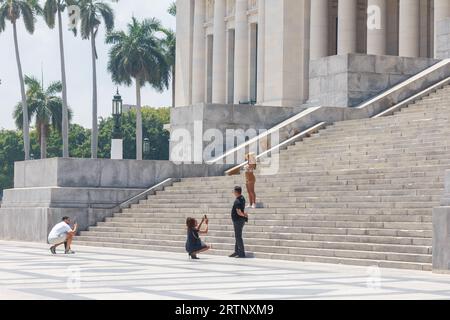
[74, 236, 432, 264]
[122, 207, 432, 216]
[116, 212, 432, 223]
[77, 232, 431, 255]
[96, 221, 432, 236]
[104, 216, 433, 230]
[84, 227, 432, 246]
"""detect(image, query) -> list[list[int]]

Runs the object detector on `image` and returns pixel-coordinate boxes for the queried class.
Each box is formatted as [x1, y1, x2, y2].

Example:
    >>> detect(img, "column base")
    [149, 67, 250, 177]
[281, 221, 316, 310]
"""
[308, 54, 438, 108]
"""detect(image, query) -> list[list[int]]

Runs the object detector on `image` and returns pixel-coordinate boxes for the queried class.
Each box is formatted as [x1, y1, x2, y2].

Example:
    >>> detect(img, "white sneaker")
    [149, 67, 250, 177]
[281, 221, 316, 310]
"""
[246, 205, 252, 209]
[251, 204, 256, 209]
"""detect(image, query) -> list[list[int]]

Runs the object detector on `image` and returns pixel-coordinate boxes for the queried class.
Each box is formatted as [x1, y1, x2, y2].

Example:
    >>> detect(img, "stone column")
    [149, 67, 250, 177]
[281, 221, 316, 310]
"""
[433, 170, 450, 273]
[192, 0, 206, 104]
[256, 0, 265, 104]
[212, 0, 227, 103]
[234, 0, 249, 104]
[399, 0, 420, 57]
[264, 0, 307, 106]
[310, 0, 329, 59]
[337, 0, 358, 54]
[175, 0, 195, 107]
[434, 0, 450, 58]
[367, 0, 387, 55]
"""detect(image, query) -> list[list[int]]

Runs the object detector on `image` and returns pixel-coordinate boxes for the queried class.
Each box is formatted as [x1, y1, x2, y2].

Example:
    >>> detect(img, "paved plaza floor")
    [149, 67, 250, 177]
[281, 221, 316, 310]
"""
[1, 240, 450, 300]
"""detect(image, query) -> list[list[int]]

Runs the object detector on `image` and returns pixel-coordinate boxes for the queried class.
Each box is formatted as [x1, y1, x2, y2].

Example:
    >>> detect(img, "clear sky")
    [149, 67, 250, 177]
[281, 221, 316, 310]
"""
[0, 0, 175, 130]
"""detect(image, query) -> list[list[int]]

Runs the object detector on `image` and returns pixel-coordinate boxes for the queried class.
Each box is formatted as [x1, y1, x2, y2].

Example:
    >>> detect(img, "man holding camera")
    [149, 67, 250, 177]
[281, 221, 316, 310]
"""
[48, 216, 77, 255]
[229, 186, 248, 258]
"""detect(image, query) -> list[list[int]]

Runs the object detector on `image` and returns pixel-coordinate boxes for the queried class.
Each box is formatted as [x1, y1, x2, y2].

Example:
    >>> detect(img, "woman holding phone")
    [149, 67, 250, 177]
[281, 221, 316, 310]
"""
[185, 215, 210, 259]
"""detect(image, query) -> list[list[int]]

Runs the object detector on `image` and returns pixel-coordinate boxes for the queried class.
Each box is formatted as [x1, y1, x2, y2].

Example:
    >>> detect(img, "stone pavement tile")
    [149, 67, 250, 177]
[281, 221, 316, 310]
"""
[2, 240, 450, 300]
[381, 280, 450, 292]
[0, 288, 53, 300]
[78, 292, 178, 300]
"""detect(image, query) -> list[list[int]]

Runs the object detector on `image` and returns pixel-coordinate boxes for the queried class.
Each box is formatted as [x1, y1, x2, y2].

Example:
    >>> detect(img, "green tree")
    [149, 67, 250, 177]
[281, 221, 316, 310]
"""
[68, 123, 91, 158]
[0, 0, 42, 161]
[106, 17, 169, 160]
[0, 107, 169, 195]
[13, 76, 72, 159]
[78, 0, 116, 159]
[0, 130, 24, 197]
[43, 0, 77, 158]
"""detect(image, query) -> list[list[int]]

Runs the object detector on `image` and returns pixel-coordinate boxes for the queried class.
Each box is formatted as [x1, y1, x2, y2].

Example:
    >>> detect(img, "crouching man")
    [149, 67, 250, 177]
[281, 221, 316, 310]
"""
[48, 216, 77, 255]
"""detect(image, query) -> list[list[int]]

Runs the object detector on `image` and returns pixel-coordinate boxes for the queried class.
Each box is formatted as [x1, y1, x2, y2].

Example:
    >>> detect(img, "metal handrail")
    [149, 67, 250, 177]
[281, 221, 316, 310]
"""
[225, 122, 327, 176]
[118, 178, 177, 209]
[372, 76, 450, 118]
[206, 106, 322, 165]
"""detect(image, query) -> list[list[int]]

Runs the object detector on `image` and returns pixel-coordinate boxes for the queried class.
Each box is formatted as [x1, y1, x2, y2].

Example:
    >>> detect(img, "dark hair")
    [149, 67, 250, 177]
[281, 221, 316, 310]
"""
[186, 217, 197, 230]
[234, 186, 242, 194]
[62, 216, 70, 221]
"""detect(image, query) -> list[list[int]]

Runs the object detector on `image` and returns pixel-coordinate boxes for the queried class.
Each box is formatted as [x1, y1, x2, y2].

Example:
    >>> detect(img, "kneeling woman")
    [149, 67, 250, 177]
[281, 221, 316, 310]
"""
[186, 216, 211, 259]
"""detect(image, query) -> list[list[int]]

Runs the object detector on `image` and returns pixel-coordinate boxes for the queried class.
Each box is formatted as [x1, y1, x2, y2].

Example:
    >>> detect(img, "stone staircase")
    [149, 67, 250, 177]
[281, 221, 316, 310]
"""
[76, 84, 450, 271]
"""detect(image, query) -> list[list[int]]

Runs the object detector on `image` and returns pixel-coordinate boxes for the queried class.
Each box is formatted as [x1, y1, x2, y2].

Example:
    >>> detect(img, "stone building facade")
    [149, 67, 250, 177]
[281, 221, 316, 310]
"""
[175, 0, 450, 108]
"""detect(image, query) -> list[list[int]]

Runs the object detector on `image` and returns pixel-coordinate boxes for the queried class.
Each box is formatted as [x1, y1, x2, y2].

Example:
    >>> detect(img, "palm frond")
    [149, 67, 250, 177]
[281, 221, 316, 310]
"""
[43, 0, 57, 28]
[97, 1, 114, 32]
[0, 3, 8, 32]
[45, 81, 63, 95]
[18, 0, 37, 33]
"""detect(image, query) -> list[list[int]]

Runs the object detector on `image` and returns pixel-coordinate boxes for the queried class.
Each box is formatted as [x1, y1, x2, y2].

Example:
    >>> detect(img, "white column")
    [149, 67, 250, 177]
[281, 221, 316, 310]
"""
[256, 0, 265, 104]
[175, 0, 194, 107]
[310, 0, 329, 59]
[399, 0, 420, 57]
[234, 0, 249, 103]
[434, 0, 450, 57]
[212, 0, 227, 103]
[264, 0, 307, 106]
[192, 0, 206, 104]
[337, 0, 358, 54]
[367, 0, 387, 55]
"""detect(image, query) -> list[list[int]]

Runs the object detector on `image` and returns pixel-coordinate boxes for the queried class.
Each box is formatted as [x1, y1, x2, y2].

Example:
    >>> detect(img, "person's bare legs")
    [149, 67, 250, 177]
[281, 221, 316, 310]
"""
[65, 233, 74, 251]
[247, 182, 256, 206]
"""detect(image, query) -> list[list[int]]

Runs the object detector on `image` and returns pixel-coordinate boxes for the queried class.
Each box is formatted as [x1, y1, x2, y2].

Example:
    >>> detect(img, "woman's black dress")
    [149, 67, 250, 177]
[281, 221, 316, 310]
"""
[186, 228, 207, 254]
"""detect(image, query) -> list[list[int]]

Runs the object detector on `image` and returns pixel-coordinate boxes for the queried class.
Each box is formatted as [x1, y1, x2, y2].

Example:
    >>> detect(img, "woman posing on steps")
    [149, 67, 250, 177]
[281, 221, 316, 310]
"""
[245, 152, 257, 209]
[185, 216, 211, 259]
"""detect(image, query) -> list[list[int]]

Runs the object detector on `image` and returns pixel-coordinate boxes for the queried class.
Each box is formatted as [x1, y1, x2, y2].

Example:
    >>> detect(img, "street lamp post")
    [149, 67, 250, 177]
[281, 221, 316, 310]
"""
[111, 89, 123, 160]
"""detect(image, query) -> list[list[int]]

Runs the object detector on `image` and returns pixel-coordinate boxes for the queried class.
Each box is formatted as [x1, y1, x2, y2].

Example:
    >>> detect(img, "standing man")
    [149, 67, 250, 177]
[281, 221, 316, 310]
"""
[229, 186, 248, 258]
[48, 216, 77, 254]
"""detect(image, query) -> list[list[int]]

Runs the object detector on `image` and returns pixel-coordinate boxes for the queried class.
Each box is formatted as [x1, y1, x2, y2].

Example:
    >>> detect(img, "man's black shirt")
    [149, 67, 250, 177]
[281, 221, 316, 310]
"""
[231, 195, 246, 222]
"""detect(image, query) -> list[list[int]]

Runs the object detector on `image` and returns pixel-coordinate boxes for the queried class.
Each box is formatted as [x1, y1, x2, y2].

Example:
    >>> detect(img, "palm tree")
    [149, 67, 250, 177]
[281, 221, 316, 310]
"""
[106, 17, 169, 160]
[161, 28, 175, 108]
[78, 0, 116, 159]
[0, 0, 42, 160]
[168, 1, 176, 17]
[43, 0, 76, 158]
[13, 76, 72, 159]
